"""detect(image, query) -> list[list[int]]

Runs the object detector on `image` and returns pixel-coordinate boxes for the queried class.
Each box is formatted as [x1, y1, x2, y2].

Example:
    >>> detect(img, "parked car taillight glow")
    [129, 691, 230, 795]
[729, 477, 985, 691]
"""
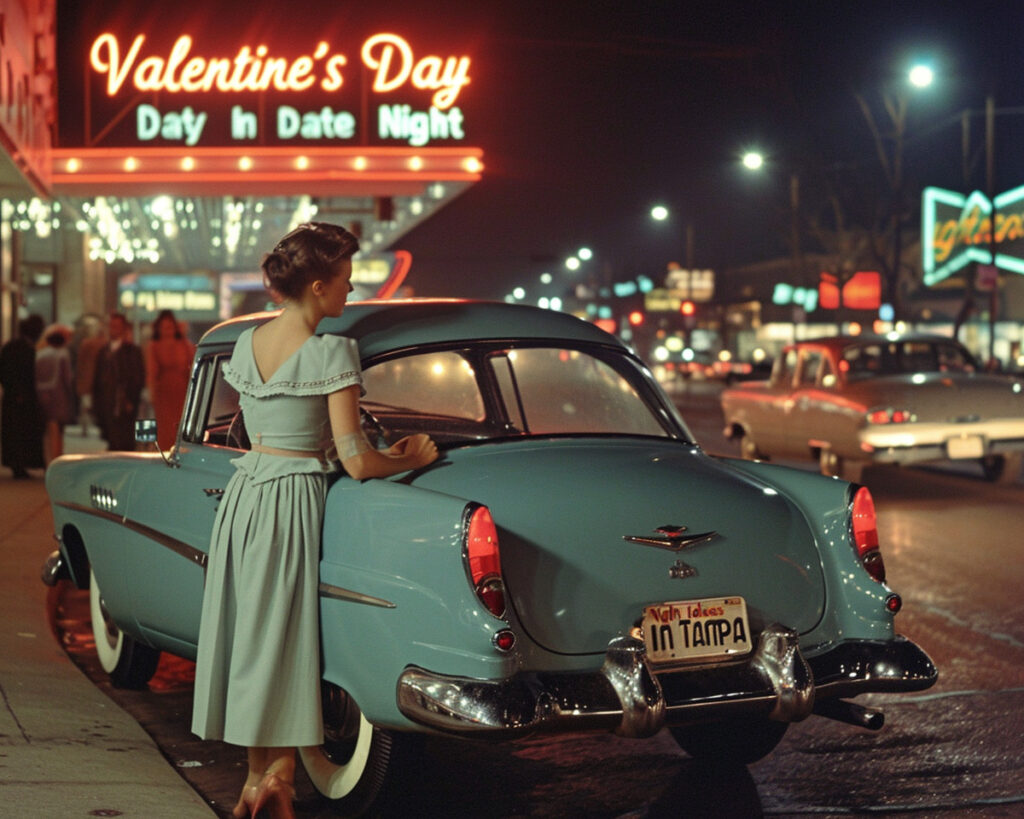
[866, 408, 912, 424]
[464, 505, 507, 618]
[851, 486, 886, 583]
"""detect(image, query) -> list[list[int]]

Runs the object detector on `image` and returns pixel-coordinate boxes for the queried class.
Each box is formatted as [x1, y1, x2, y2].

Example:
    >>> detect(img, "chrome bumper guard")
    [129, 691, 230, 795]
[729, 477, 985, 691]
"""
[41, 549, 70, 587]
[398, 624, 935, 739]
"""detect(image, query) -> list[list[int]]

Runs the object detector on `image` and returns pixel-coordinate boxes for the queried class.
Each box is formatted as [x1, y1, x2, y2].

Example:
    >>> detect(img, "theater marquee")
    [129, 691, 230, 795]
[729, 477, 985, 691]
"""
[86, 31, 470, 148]
[54, 23, 483, 195]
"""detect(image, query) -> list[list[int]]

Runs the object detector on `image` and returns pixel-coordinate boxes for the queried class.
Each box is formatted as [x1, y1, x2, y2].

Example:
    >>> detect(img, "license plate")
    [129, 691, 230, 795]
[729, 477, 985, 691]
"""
[642, 596, 752, 664]
[946, 435, 984, 459]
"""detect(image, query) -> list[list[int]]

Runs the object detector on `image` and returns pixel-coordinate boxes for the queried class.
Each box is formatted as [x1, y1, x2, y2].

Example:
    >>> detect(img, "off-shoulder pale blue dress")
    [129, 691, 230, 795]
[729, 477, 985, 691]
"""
[191, 327, 362, 747]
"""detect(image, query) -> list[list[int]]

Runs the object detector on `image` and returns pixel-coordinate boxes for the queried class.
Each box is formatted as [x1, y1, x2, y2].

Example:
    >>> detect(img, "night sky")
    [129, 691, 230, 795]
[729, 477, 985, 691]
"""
[57, 0, 1024, 300]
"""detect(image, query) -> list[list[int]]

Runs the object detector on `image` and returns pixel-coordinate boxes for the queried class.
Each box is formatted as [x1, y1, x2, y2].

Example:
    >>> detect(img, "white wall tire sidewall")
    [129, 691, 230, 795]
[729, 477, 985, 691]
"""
[89, 568, 123, 674]
[300, 712, 374, 800]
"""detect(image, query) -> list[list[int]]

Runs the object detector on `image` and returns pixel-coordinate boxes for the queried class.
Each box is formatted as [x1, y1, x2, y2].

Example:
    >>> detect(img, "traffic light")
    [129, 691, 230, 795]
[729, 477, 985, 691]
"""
[680, 300, 696, 331]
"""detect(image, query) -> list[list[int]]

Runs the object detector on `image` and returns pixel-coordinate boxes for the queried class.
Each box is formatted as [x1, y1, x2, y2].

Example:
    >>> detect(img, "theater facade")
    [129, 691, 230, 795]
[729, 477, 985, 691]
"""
[1, 1, 483, 341]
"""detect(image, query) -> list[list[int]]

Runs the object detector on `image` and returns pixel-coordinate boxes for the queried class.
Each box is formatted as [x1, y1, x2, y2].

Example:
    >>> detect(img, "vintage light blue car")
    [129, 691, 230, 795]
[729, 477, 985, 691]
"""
[44, 300, 936, 816]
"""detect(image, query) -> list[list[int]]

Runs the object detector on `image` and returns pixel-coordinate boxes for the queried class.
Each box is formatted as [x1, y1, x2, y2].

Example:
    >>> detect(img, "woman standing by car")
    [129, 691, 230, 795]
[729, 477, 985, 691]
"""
[190, 222, 437, 819]
[145, 309, 194, 450]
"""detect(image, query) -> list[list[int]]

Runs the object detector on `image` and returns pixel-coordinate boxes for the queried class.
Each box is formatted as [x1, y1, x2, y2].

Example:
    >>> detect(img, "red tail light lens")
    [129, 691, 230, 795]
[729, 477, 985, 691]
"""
[866, 408, 912, 424]
[851, 486, 886, 583]
[464, 505, 506, 618]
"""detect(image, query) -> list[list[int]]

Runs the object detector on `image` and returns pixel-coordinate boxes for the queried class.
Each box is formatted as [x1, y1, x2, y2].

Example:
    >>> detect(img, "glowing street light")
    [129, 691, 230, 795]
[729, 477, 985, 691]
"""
[565, 256, 581, 271]
[741, 151, 764, 171]
[908, 64, 934, 89]
[650, 204, 669, 222]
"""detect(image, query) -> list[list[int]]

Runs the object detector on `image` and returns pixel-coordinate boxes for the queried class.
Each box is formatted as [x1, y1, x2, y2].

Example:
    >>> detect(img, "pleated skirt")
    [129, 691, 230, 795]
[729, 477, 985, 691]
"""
[191, 466, 327, 747]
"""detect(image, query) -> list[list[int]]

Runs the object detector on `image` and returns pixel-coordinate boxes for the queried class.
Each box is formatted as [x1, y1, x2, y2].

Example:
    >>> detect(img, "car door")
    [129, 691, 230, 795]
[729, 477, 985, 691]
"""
[122, 349, 239, 656]
[782, 347, 824, 457]
[745, 347, 799, 456]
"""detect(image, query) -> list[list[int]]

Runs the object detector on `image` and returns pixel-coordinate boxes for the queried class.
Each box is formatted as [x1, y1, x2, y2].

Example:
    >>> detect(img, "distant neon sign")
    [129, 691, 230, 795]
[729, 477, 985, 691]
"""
[922, 185, 1024, 285]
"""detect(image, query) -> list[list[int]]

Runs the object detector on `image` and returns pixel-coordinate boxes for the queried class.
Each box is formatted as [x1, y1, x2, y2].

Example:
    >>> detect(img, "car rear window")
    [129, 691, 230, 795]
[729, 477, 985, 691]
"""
[843, 341, 976, 378]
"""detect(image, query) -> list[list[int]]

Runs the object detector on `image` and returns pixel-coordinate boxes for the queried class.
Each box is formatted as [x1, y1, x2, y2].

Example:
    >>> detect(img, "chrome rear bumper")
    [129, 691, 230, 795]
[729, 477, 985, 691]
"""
[396, 625, 937, 739]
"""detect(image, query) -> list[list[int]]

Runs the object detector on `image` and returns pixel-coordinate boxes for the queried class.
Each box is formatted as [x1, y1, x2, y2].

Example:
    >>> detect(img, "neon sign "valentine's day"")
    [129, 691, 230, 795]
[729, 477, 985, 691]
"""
[90, 32, 471, 109]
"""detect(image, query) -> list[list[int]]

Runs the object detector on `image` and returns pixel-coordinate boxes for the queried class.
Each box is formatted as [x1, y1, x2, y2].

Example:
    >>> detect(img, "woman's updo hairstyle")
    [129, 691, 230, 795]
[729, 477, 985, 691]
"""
[261, 222, 360, 302]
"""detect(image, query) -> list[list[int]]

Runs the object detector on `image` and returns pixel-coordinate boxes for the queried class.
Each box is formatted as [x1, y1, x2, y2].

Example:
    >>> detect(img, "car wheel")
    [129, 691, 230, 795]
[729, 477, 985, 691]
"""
[89, 568, 161, 689]
[669, 717, 789, 764]
[819, 449, 863, 483]
[739, 431, 761, 460]
[981, 453, 1023, 484]
[299, 682, 409, 817]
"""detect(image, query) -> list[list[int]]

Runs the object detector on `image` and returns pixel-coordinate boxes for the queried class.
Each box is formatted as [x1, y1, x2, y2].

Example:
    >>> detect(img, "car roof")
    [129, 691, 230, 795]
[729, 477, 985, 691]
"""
[199, 298, 627, 359]
[788, 333, 965, 354]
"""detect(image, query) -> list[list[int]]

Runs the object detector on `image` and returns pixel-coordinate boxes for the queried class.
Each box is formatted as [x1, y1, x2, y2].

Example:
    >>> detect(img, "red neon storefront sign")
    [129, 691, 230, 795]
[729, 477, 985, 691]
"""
[819, 271, 881, 311]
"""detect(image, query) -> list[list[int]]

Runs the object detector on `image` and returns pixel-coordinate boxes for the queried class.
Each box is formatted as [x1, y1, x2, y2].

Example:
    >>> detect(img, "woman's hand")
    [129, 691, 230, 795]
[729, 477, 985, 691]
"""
[388, 433, 439, 468]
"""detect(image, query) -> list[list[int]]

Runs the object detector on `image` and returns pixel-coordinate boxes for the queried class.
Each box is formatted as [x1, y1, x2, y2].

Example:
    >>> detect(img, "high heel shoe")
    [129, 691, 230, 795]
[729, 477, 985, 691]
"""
[252, 773, 296, 819]
[231, 783, 260, 818]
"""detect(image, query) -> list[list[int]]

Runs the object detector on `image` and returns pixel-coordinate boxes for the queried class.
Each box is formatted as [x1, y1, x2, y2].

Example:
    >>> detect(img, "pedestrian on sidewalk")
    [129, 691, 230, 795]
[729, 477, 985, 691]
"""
[0, 314, 46, 478]
[145, 309, 194, 450]
[73, 315, 107, 436]
[35, 325, 76, 464]
[92, 312, 145, 451]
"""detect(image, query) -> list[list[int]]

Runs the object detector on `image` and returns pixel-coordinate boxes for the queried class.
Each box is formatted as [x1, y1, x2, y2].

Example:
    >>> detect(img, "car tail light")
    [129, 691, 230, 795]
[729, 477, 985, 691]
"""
[851, 486, 886, 583]
[463, 504, 507, 618]
[866, 408, 912, 424]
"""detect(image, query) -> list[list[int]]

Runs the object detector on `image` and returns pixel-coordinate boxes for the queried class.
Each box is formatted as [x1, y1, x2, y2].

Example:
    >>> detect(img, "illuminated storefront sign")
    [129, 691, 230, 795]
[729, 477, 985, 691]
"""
[119, 273, 219, 320]
[772, 271, 881, 313]
[81, 31, 472, 149]
[922, 185, 1024, 285]
[819, 271, 881, 310]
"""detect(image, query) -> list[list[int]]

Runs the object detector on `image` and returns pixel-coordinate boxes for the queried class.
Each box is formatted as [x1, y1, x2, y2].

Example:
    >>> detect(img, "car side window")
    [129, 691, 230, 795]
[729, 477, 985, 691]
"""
[362, 351, 485, 421]
[797, 350, 822, 387]
[490, 347, 666, 436]
[820, 356, 837, 388]
[181, 353, 248, 449]
[772, 349, 797, 387]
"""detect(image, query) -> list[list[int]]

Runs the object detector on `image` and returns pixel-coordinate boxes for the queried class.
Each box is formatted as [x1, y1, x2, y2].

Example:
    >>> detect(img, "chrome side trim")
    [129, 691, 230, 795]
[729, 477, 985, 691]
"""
[318, 582, 396, 609]
[55, 500, 208, 569]
[55, 502, 395, 609]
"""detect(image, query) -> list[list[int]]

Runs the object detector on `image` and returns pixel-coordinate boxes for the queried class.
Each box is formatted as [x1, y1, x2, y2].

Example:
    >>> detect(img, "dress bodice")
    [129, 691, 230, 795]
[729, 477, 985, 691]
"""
[222, 326, 363, 480]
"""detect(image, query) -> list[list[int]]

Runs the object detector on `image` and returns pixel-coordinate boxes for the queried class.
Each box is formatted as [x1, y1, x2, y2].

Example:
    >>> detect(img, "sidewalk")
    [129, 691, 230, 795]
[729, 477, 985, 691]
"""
[0, 427, 215, 817]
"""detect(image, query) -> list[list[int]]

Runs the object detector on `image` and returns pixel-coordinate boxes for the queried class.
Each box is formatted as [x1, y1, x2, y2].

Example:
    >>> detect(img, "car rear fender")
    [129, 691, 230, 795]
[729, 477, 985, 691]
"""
[318, 477, 518, 729]
[717, 457, 898, 647]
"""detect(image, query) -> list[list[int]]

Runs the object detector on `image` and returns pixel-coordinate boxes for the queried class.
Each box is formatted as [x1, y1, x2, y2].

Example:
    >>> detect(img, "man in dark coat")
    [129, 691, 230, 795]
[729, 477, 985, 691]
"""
[92, 312, 146, 451]
[0, 314, 46, 478]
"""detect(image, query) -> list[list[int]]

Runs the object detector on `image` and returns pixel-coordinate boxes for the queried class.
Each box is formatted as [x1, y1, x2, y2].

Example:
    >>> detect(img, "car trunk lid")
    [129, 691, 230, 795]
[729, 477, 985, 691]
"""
[412, 438, 828, 655]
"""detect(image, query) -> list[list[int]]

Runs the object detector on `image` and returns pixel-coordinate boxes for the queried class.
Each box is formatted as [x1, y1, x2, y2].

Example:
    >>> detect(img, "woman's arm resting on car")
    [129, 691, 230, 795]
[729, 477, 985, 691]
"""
[328, 386, 438, 479]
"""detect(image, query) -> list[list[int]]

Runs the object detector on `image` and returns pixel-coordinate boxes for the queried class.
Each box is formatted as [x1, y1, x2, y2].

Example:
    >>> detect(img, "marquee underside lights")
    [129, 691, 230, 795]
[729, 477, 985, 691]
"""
[50, 146, 483, 197]
[922, 185, 1024, 286]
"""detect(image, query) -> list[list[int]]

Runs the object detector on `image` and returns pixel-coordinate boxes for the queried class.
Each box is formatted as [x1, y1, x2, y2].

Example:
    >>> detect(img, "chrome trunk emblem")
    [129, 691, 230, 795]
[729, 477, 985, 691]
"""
[623, 524, 718, 551]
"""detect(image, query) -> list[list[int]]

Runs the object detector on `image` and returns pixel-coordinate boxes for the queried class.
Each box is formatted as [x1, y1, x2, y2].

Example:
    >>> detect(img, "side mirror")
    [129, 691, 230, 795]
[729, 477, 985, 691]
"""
[135, 419, 158, 443]
[135, 419, 174, 466]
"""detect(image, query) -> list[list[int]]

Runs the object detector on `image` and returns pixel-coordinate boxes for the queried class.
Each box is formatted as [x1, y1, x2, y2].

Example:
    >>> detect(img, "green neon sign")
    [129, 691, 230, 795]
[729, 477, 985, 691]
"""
[922, 184, 1024, 286]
